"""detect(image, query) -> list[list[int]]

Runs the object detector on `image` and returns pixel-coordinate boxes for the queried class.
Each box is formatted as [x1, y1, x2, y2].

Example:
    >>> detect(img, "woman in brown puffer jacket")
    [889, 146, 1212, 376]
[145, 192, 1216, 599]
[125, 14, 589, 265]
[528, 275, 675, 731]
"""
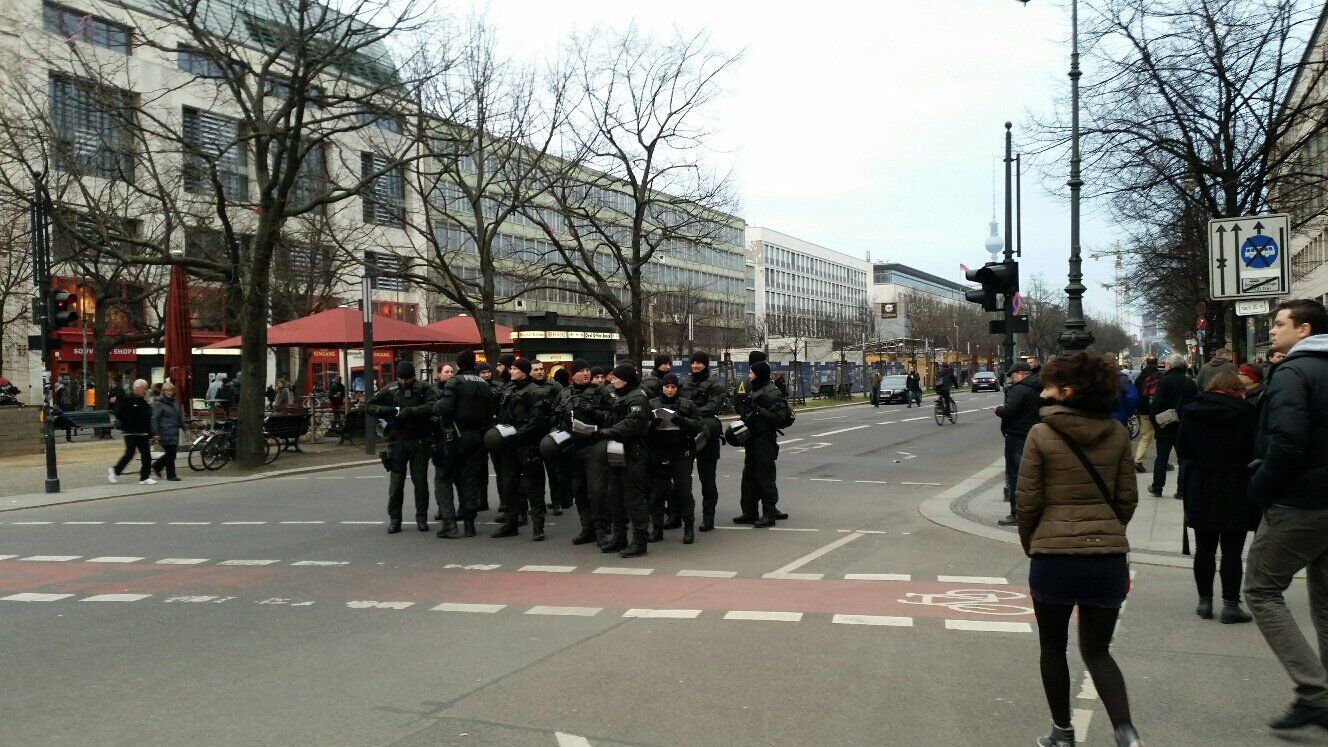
[1015, 351, 1141, 747]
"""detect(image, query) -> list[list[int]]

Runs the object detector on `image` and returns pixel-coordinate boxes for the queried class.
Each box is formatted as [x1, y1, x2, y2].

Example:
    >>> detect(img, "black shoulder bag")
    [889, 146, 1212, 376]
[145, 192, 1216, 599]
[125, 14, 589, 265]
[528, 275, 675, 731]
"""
[1045, 425, 1126, 525]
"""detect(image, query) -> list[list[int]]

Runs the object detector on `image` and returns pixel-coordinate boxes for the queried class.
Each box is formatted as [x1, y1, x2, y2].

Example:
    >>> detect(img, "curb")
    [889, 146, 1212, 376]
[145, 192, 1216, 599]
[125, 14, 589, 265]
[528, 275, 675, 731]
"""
[1, 456, 379, 513]
[918, 457, 1193, 570]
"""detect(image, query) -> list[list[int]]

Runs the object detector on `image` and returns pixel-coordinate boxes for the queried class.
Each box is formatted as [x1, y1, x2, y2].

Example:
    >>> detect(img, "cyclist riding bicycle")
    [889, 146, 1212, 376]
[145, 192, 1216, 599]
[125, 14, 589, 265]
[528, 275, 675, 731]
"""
[935, 363, 958, 416]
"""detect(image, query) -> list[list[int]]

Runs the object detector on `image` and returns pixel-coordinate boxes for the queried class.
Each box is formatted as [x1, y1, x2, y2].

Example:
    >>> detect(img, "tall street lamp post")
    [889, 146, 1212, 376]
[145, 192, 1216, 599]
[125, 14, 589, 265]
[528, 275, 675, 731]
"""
[1019, 0, 1094, 351]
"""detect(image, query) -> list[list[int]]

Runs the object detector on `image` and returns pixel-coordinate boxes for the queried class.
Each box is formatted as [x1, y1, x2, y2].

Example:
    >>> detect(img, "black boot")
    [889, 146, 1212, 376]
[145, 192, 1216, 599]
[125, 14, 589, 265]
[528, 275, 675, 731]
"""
[619, 529, 648, 558]
[517, 512, 528, 527]
[1036, 724, 1074, 747]
[1220, 600, 1253, 624]
[770, 509, 789, 521]
[1112, 723, 1142, 747]
[754, 515, 776, 528]
[436, 520, 459, 539]
[699, 514, 715, 532]
[387, 522, 402, 534]
[600, 529, 627, 553]
[463, 517, 477, 537]
[683, 520, 695, 545]
[532, 516, 546, 542]
[491, 519, 520, 538]
[416, 520, 429, 532]
[662, 515, 682, 530]
[648, 525, 664, 543]
[732, 514, 757, 524]
[550, 505, 562, 516]
[572, 526, 598, 545]
[1196, 597, 1213, 619]
[595, 525, 611, 547]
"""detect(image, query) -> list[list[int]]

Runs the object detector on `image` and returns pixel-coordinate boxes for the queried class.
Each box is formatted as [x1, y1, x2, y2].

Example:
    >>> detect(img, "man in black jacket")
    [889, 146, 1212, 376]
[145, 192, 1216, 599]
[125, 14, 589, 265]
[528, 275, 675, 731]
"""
[1148, 354, 1198, 497]
[109, 379, 154, 484]
[680, 352, 726, 531]
[1243, 299, 1328, 731]
[993, 362, 1039, 525]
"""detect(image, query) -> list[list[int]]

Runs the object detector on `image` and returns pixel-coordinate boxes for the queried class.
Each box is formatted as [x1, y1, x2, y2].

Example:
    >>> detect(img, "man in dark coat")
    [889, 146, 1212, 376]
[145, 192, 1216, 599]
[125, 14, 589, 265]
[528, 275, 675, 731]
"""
[490, 358, 551, 540]
[1243, 299, 1328, 730]
[433, 351, 494, 539]
[680, 352, 726, 531]
[735, 360, 794, 528]
[905, 366, 922, 408]
[994, 361, 1040, 525]
[554, 359, 613, 545]
[1148, 354, 1198, 498]
[109, 379, 153, 484]
[594, 362, 653, 557]
[641, 354, 671, 400]
[368, 361, 438, 533]
[647, 373, 704, 544]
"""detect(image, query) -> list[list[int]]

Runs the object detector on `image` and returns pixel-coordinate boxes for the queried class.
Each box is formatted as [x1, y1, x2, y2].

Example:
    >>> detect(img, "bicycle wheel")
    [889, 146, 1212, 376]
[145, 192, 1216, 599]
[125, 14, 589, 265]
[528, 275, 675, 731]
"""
[948, 402, 957, 424]
[264, 435, 280, 465]
[200, 433, 232, 471]
[187, 432, 213, 472]
[305, 409, 328, 442]
[934, 400, 945, 426]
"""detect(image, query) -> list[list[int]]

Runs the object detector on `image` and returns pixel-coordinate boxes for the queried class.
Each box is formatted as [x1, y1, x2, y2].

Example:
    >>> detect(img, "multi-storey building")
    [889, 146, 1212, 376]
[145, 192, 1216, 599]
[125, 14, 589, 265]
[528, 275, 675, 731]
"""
[870, 262, 971, 341]
[745, 227, 871, 340]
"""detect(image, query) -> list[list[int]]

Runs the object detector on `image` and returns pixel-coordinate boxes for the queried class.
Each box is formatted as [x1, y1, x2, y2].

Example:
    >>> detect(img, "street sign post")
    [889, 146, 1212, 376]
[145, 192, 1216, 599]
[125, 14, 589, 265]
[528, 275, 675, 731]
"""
[1209, 213, 1291, 300]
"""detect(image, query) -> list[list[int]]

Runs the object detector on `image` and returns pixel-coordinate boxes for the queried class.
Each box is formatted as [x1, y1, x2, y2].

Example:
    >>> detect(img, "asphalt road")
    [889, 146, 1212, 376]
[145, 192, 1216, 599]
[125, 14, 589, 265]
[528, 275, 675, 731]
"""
[1, 392, 1322, 745]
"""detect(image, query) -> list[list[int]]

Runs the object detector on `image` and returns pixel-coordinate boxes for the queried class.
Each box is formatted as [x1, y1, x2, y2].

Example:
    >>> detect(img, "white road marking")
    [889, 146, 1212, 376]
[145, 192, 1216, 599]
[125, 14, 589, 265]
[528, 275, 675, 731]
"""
[832, 614, 913, 627]
[808, 478, 842, 482]
[938, 575, 1008, 585]
[431, 602, 506, 613]
[855, 480, 890, 484]
[766, 531, 863, 577]
[280, 521, 325, 524]
[62, 521, 105, 525]
[592, 567, 654, 576]
[1072, 709, 1094, 743]
[219, 559, 279, 566]
[168, 522, 210, 525]
[0, 555, 16, 561]
[807, 414, 848, 421]
[222, 521, 267, 525]
[11, 521, 52, 525]
[897, 451, 916, 460]
[762, 572, 823, 581]
[519, 565, 576, 573]
[852, 530, 892, 534]
[898, 417, 927, 422]
[723, 610, 803, 622]
[1078, 674, 1098, 700]
[944, 619, 1032, 633]
[347, 600, 414, 609]
[768, 527, 819, 532]
[900, 482, 942, 487]
[86, 556, 144, 564]
[82, 593, 151, 602]
[623, 608, 703, 619]
[713, 526, 747, 530]
[845, 573, 912, 581]
[776, 437, 804, 445]
[876, 421, 896, 425]
[354, 476, 378, 479]
[2, 593, 73, 602]
[526, 605, 602, 616]
[156, 558, 209, 565]
[21, 555, 80, 562]
[810, 425, 871, 437]
[677, 569, 738, 578]
[341, 521, 381, 525]
[291, 560, 349, 566]
[314, 476, 346, 480]
[555, 733, 593, 747]
[115, 521, 156, 525]
[165, 595, 223, 603]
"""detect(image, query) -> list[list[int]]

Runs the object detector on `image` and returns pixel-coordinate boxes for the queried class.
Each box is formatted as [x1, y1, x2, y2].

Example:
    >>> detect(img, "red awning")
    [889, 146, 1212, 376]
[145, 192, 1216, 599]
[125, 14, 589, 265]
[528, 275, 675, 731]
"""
[54, 345, 136, 362]
[202, 307, 457, 349]
[424, 316, 513, 347]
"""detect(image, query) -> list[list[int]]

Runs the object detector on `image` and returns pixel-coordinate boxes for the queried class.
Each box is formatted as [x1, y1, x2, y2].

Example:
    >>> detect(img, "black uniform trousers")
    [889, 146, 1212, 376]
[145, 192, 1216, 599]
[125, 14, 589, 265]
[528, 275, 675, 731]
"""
[651, 454, 696, 525]
[431, 438, 457, 520]
[387, 439, 431, 525]
[739, 435, 780, 518]
[496, 442, 546, 522]
[696, 427, 721, 518]
[436, 431, 486, 521]
[546, 452, 575, 510]
[570, 443, 607, 532]
[606, 447, 650, 538]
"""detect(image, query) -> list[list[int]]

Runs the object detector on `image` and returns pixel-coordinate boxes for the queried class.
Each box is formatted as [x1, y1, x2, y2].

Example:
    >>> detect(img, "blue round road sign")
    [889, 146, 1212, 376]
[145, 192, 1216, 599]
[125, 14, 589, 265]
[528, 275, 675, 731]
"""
[1241, 235, 1279, 269]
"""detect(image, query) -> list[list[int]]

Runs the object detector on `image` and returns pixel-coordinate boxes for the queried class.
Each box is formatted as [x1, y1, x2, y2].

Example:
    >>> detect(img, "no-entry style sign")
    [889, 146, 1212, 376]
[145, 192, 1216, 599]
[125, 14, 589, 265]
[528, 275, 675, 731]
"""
[1209, 213, 1291, 300]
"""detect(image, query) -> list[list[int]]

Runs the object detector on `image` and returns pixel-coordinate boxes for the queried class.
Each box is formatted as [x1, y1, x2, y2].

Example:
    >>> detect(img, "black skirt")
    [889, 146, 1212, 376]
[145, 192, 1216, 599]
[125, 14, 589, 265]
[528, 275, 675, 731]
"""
[1029, 554, 1129, 609]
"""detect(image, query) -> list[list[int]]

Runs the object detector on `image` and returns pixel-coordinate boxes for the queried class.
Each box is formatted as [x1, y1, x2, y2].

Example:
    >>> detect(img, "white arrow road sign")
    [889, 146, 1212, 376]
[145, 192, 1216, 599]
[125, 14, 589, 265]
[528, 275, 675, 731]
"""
[1209, 213, 1291, 300]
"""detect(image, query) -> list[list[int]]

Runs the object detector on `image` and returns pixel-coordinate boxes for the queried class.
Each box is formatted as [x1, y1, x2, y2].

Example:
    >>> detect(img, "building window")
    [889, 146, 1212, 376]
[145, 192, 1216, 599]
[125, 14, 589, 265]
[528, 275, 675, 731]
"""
[287, 143, 326, 212]
[361, 152, 404, 227]
[48, 75, 135, 182]
[177, 48, 234, 79]
[359, 108, 401, 133]
[43, 2, 131, 53]
[365, 250, 405, 291]
[182, 107, 247, 199]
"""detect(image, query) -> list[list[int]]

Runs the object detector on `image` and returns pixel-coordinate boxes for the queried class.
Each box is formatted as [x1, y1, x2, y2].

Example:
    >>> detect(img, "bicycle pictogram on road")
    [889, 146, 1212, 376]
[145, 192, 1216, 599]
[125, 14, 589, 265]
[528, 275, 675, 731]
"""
[898, 588, 1033, 616]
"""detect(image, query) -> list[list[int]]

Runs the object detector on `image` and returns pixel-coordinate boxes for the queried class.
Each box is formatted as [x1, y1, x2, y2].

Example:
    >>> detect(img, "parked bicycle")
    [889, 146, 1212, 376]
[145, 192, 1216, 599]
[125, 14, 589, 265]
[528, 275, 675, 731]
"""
[187, 419, 279, 471]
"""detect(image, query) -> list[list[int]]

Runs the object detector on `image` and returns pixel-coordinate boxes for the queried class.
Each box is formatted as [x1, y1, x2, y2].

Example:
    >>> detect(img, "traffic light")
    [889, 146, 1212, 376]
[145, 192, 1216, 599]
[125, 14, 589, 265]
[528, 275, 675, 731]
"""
[31, 297, 47, 327]
[964, 261, 1019, 312]
[50, 291, 78, 329]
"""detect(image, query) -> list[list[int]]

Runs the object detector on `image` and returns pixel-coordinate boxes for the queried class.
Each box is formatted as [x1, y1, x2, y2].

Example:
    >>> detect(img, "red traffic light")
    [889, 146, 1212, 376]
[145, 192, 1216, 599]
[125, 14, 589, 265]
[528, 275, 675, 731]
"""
[51, 291, 78, 329]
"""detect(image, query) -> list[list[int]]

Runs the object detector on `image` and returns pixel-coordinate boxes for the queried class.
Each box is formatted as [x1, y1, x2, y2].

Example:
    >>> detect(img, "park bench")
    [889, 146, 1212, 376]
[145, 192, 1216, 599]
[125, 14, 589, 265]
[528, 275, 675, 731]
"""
[65, 410, 113, 430]
[337, 410, 366, 445]
[264, 412, 311, 454]
[811, 383, 837, 400]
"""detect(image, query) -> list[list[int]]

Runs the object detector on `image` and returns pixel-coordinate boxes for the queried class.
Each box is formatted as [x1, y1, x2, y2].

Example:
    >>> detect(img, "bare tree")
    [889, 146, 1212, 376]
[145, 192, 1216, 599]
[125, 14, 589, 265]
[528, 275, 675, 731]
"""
[0, 201, 32, 377]
[532, 27, 741, 364]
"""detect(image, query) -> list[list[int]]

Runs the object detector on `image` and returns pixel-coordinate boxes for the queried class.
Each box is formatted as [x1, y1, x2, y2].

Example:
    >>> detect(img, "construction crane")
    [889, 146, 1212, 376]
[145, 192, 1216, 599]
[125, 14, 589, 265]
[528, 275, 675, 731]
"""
[1088, 243, 1127, 328]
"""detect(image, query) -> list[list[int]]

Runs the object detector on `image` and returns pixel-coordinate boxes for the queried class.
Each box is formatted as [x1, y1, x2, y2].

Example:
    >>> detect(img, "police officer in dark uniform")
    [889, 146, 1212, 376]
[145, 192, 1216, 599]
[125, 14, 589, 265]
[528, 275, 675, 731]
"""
[531, 360, 565, 515]
[595, 362, 653, 557]
[490, 353, 518, 524]
[430, 362, 456, 521]
[648, 373, 703, 544]
[680, 351, 725, 531]
[553, 359, 613, 545]
[491, 359, 550, 540]
[641, 354, 671, 400]
[735, 359, 793, 528]
[433, 350, 495, 538]
[368, 360, 438, 533]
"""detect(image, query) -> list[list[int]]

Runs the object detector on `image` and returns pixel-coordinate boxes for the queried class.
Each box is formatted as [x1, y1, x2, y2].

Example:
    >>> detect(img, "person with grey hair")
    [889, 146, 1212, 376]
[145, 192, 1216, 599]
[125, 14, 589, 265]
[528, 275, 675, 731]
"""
[1148, 354, 1198, 498]
[109, 379, 155, 485]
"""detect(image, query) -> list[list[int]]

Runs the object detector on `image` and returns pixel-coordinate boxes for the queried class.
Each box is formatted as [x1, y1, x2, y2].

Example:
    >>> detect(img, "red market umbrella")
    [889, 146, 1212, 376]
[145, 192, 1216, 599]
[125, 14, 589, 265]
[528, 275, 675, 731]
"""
[424, 316, 512, 348]
[164, 264, 193, 401]
[202, 307, 457, 349]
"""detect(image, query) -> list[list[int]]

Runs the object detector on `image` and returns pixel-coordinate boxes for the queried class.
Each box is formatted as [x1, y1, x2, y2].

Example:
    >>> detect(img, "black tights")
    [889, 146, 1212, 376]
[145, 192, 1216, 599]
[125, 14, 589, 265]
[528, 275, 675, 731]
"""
[1034, 600, 1132, 729]
[1192, 529, 1248, 603]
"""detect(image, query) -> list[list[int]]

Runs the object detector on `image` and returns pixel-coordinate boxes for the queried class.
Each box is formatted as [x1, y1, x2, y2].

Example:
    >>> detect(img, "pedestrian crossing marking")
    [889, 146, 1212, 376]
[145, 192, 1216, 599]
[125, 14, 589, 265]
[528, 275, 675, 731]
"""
[82, 593, 151, 602]
[519, 565, 576, 573]
[832, 614, 913, 627]
[937, 575, 1008, 585]
[592, 567, 654, 576]
[21, 555, 80, 562]
[677, 569, 738, 578]
[623, 608, 702, 619]
[156, 558, 209, 564]
[431, 602, 506, 613]
[86, 557, 144, 563]
[845, 573, 911, 581]
[219, 559, 279, 566]
[526, 605, 602, 616]
[2, 592, 73, 602]
[944, 619, 1031, 633]
[723, 610, 803, 622]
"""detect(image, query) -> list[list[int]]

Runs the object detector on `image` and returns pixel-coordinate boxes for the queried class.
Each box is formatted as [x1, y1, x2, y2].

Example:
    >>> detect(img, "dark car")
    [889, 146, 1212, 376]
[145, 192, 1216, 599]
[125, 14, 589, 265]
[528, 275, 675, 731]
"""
[971, 371, 1000, 393]
[877, 374, 911, 404]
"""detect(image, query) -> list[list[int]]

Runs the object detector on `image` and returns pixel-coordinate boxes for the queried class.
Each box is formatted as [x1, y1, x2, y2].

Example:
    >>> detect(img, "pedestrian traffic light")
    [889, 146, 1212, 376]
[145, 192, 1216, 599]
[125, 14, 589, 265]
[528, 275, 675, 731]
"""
[50, 291, 78, 329]
[31, 297, 47, 327]
[964, 261, 1019, 312]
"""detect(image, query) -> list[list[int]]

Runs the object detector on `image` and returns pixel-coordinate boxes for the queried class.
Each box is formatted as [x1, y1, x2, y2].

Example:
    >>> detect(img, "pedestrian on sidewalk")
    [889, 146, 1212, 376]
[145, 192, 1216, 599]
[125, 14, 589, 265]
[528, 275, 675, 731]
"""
[1148, 354, 1197, 498]
[1176, 371, 1258, 624]
[1110, 367, 1139, 428]
[1015, 350, 1141, 747]
[1132, 356, 1160, 472]
[1196, 347, 1238, 391]
[993, 361, 1039, 526]
[109, 379, 154, 485]
[1243, 299, 1328, 731]
[150, 381, 184, 481]
[1238, 363, 1267, 408]
[870, 369, 882, 407]
[905, 366, 922, 408]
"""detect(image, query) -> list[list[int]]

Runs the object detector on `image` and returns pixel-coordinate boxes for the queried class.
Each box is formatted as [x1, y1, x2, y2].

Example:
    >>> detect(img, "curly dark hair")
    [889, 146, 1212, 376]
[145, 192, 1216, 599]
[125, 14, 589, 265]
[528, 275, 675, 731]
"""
[1040, 350, 1119, 414]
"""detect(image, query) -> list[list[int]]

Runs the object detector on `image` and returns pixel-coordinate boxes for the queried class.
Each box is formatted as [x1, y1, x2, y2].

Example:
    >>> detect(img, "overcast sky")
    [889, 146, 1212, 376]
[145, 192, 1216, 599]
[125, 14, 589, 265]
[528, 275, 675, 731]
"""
[469, 0, 1121, 324]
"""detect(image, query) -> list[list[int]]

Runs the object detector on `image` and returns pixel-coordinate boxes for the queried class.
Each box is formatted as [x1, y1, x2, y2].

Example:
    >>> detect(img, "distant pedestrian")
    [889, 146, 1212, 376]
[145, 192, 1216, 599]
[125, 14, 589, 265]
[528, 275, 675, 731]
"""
[272, 378, 295, 409]
[994, 361, 1040, 526]
[1196, 347, 1238, 391]
[1176, 371, 1258, 624]
[870, 369, 882, 407]
[905, 366, 922, 408]
[1132, 357, 1161, 472]
[1148, 354, 1197, 498]
[1015, 350, 1141, 747]
[205, 373, 226, 402]
[109, 379, 154, 485]
[328, 374, 346, 425]
[150, 381, 185, 481]
[1243, 299, 1328, 731]
[1110, 368, 1139, 427]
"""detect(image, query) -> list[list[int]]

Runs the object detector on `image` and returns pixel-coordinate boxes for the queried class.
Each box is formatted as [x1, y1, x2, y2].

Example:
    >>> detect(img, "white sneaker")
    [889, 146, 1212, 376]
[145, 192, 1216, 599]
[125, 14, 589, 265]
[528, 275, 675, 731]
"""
[138, 478, 157, 485]
[107, 468, 118, 484]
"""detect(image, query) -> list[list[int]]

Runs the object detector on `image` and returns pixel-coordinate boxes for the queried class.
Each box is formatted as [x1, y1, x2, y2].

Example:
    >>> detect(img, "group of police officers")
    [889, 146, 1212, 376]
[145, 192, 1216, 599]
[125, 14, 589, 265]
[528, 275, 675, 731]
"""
[366, 349, 795, 559]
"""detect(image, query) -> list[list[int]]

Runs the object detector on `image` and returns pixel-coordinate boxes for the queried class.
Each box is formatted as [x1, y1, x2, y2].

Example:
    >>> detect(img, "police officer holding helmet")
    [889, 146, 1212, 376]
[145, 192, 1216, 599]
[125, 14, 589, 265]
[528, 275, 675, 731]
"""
[433, 350, 495, 539]
[593, 362, 654, 558]
[551, 359, 614, 545]
[490, 359, 551, 540]
[680, 351, 725, 531]
[368, 360, 438, 534]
